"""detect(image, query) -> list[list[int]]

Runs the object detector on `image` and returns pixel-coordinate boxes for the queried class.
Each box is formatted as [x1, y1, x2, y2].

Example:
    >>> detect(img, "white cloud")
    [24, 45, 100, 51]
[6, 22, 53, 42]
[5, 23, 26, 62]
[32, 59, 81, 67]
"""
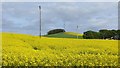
[1, 0, 120, 2]
[2, 2, 118, 35]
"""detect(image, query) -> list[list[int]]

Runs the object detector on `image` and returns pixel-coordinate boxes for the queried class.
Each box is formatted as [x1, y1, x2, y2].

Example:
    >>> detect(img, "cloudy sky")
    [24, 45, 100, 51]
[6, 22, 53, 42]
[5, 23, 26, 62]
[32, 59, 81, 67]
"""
[1, 0, 119, 2]
[2, 2, 118, 35]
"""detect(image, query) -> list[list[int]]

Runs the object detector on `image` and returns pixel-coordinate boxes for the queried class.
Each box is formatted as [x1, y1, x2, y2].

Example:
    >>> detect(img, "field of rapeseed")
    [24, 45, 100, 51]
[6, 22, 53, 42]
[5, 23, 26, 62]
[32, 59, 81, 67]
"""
[1, 32, 118, 66]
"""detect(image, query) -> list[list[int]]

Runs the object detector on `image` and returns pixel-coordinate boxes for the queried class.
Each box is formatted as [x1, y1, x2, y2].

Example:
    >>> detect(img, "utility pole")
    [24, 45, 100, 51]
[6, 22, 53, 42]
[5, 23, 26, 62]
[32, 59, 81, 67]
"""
[77, 25, 79, 39]
[76, 25, 81, 39]
[39, 6, 41, 38]
[64, 22, 65, 29]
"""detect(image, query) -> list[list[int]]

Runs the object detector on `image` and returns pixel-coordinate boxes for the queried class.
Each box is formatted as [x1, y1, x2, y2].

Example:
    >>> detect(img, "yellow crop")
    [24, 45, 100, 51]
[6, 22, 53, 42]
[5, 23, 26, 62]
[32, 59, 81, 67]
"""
[64, 32, 83, 36]
[1, 32, 118, 66]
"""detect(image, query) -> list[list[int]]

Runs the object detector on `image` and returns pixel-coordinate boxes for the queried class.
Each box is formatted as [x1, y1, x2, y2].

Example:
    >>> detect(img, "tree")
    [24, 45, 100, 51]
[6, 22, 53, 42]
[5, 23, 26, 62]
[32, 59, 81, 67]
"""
[99, 29, 110, 39]
[116, 30, 120, 40]
[83, 30, 101, 39]
[83, 29, 120, 40]
[47, 29, 65, 35]
[99, 29, 118, 39]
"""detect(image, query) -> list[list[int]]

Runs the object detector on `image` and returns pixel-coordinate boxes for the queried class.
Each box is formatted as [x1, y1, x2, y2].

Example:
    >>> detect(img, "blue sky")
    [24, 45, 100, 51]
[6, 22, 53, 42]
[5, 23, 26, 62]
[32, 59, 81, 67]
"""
[2, 2, 118, 35]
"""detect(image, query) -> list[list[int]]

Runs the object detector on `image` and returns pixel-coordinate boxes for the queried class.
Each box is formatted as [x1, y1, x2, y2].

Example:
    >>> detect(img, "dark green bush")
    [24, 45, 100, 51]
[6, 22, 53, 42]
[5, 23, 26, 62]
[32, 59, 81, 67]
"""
[47, 29, 65, 35]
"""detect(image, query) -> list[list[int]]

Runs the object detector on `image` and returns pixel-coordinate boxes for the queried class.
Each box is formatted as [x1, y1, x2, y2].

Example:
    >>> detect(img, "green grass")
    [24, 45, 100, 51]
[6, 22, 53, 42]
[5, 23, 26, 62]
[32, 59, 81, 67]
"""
[44, 32, 83, 39]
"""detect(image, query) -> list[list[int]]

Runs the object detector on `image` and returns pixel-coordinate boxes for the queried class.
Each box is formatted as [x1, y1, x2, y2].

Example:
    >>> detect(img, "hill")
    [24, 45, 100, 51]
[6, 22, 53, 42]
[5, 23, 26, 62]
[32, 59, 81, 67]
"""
[44, 32, 83, 39]
[2, 32, 118, 66]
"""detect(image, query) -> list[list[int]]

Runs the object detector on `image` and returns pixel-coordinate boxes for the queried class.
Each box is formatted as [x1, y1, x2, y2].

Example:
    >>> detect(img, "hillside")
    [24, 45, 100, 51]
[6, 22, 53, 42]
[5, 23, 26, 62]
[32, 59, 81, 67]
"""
[44, 32, 83, 39]
[2, 32, 118, 66]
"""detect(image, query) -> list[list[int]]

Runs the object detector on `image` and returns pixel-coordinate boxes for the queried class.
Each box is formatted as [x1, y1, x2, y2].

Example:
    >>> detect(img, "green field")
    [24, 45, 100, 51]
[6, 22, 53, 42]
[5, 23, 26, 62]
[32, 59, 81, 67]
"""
[2, 32, 118, 66]
[44, 32, 83, 39]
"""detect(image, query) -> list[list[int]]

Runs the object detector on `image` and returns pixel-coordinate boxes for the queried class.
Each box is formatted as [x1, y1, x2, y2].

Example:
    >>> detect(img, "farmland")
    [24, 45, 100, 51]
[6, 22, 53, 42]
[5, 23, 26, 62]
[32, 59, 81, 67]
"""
[2, 32, 118, 66]
[44, 32, 83, 39]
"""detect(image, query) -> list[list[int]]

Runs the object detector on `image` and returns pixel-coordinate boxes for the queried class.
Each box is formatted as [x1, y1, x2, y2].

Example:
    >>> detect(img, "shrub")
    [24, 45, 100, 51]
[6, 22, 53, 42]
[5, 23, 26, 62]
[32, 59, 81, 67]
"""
[47, 29, 65, 35]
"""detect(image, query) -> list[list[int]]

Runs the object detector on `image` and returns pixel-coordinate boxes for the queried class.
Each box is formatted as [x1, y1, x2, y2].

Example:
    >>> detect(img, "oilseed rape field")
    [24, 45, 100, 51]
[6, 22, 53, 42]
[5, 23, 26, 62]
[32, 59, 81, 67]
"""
[1, 32, 118, 66]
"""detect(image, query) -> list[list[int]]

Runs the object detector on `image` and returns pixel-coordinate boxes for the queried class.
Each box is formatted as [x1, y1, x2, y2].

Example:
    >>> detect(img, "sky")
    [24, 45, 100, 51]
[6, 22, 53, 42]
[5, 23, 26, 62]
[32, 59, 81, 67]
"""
[2, 2, 118, 35]
[1, 0, 119, 2]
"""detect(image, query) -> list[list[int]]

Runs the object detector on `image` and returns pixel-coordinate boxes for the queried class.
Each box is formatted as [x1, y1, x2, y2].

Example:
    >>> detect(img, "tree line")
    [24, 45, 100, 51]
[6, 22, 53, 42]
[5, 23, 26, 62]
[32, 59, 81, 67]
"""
[47, 29, 120, 40]
[83, 29, 120, 40]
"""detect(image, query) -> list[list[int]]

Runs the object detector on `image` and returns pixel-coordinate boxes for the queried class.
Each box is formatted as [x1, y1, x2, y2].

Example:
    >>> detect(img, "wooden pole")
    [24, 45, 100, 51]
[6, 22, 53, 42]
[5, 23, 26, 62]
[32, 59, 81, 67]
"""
[77, 25, 79, 39]
[39, 6, 41, 38]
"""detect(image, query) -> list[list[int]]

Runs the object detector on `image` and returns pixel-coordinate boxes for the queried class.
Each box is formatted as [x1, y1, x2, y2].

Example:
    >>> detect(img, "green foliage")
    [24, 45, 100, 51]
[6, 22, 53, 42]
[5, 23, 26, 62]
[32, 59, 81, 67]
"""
[99, 29, 116, 39]
[117, 30, 120, 39]
[47, 29, 65, 35]
[83, 29, 120, 39]
[83, 31, 101, 39]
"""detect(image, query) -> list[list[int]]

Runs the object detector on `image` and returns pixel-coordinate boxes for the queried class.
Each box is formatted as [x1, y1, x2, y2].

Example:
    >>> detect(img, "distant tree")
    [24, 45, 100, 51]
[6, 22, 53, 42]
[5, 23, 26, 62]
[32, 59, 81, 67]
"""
[83, 30, 100, 39]
[110, 30, 118, 39]
[99, 29, 110, 39]
[83, 29, 120, 40]
[99, 29, 118, 39]
[47, 29, 65, 35]
[117, 30, 120, 40]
